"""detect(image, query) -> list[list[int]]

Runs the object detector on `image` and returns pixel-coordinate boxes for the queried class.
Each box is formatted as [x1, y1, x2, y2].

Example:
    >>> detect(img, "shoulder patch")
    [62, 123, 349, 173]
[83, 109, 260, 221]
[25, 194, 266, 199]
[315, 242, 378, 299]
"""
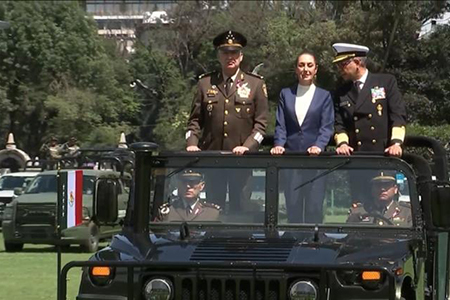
[245, 71, 264, 80]
[201, 201, 221, 210]
[159, 203, 171, 215]
[198, 71, 217, 80]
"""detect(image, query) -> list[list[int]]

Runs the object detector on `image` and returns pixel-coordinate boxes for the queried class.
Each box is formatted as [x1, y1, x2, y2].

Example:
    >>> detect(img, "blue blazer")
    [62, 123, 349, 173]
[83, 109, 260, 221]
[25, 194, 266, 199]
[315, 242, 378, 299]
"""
[274, 85, 334, 151]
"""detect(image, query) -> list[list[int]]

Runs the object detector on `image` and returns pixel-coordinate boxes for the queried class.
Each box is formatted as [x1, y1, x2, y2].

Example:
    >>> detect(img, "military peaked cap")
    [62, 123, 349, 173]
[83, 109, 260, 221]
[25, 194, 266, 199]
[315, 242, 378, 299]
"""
[332, 43, 369, 63]
[213, 30, 247, 51]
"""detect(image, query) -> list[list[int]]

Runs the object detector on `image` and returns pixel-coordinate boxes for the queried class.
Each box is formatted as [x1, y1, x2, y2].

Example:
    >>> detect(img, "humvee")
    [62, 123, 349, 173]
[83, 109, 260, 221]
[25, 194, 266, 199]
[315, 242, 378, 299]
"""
[59, 136, 450, 300]
[2, 168, 131, 252]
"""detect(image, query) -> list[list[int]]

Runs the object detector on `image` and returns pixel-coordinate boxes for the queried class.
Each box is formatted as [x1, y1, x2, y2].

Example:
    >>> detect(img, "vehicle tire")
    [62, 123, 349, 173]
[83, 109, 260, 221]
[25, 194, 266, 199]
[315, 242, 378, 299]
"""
[80, 223, 99, 253]
[4, 241, 24, 252]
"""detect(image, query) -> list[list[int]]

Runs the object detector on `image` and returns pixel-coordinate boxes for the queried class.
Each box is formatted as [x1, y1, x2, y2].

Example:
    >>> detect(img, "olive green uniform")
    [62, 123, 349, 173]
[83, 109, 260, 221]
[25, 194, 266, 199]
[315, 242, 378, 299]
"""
[186, 69, 268, 151]
[158, 198, 221, 222]
[347, 201, 412, 226]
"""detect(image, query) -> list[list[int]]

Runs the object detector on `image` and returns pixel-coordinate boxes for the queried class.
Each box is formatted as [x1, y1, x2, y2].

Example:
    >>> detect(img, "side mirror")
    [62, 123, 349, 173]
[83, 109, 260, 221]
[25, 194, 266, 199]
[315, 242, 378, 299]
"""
[13, 187, 23, 196]
[95, 179, 118, 223]
[430, 182, 450, 229]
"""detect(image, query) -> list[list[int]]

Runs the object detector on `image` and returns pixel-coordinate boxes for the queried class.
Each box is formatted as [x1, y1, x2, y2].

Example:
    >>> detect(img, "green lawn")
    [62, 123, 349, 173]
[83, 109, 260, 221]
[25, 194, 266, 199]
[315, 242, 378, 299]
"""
[0, 230, 99, 300]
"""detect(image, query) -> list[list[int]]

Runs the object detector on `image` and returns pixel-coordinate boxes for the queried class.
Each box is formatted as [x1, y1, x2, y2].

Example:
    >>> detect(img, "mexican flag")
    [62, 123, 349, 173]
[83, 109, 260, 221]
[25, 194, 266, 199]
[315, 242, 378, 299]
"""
[65, 170, 83, 229]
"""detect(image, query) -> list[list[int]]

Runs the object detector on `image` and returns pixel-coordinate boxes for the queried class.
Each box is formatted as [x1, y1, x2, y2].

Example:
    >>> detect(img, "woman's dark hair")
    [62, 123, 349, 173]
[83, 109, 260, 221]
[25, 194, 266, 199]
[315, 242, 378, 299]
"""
[295, 50, 317, 67]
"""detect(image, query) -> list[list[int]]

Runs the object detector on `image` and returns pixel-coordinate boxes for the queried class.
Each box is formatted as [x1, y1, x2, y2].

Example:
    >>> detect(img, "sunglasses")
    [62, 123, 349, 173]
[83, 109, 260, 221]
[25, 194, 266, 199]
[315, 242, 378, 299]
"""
[181, 179, 202, 186]
[337, 59, 353, 68]
[373, 182, 396, 189]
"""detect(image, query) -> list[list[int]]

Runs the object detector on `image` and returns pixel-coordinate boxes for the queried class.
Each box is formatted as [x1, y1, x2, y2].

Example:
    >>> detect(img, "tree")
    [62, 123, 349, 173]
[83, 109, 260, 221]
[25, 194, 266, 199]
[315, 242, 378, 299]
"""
[0, 1, 138, 152]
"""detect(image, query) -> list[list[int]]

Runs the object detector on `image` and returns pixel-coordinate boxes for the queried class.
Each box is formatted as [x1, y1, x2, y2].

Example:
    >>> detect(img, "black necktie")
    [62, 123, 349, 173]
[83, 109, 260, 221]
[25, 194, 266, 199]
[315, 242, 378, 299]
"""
[354, 81, 362, 92]
[225, 77, 232, 95]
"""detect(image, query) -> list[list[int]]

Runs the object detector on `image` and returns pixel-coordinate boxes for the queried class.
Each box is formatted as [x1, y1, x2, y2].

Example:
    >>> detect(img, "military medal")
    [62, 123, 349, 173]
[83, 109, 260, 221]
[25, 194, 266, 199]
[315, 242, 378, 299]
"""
[377, 104, 383, 116]
[237, 82, 251, 98]
[371, 86, 386, 101]
[207, 88, 218, 97]
[235, 107, 241, 113]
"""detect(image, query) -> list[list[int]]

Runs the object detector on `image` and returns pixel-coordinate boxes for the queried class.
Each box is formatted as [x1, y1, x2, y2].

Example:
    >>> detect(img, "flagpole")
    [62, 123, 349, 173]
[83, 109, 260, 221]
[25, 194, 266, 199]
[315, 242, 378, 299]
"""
[56, 162, 63, 300]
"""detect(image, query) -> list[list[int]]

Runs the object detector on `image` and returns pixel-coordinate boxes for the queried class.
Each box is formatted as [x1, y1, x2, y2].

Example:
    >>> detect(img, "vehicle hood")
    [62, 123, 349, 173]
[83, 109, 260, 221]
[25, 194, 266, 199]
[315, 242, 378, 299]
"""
[0, 190, 14, 197]
[15, 193, 56, 204]
[94, 229, 419, 269]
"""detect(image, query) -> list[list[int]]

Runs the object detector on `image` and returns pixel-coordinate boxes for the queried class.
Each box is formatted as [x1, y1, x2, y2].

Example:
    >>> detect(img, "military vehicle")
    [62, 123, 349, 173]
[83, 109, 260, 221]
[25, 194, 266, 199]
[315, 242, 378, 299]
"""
[0, 171, 39, 224]
[59, 136, 450, 300]
[2, 167, 131, 252]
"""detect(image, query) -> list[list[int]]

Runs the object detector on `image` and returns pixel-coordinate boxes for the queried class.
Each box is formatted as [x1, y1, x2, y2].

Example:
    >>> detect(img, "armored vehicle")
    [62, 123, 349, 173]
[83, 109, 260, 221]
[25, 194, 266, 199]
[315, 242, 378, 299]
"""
[0, 171, 39, 224]
[60, 136, 450, 300]
[2, 168, 130, 252]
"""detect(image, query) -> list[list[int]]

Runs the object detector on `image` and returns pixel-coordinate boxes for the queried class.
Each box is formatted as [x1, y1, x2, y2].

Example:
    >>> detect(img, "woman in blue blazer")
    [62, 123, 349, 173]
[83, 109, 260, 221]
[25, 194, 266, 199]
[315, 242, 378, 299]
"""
[271, 51, 334, 224]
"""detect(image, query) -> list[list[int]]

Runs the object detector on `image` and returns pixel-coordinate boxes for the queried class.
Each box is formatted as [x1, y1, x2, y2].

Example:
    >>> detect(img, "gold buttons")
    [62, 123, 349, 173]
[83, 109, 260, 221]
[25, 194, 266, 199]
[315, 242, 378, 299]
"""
[225, 110, 228, 115]
[372, 99, 376, 103]
[355, 129, 360, 133]
[243, 101, 246, 104]
[224, 133, 228, 137]
[347, 103, 351, 107]
[368, 114, 372, 119]
[246, 107, 250, 113]
[372, 139, 377, 144]
[208, 100, 212, 104]
[354, 116, 358, 121]
[225, 99, 229, 103]
[371, 126, 375, 130]
[357, 141, 362, 146]
[224, 121, 228, 126]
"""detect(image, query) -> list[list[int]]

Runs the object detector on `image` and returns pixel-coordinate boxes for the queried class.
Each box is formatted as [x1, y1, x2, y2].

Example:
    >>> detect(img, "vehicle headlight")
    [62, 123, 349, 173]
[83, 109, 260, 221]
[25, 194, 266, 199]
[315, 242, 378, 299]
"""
[2, 205, 13, 220]
[143, 278, 173, 300]
[289, 280, 318, 300]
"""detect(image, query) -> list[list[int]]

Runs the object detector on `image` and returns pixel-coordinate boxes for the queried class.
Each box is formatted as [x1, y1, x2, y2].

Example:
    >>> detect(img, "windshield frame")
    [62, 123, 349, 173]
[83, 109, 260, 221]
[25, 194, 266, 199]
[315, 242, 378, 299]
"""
[147, 153, 420, 231]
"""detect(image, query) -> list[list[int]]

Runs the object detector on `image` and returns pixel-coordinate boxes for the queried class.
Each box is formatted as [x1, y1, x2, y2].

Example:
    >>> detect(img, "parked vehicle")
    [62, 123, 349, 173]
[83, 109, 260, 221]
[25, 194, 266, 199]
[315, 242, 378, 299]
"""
[2, 168, 130, 252]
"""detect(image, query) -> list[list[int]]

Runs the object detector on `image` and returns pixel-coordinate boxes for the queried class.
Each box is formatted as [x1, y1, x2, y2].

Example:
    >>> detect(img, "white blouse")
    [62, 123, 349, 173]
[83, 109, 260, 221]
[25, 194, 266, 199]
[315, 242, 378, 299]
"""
[295, 83, 316, 127]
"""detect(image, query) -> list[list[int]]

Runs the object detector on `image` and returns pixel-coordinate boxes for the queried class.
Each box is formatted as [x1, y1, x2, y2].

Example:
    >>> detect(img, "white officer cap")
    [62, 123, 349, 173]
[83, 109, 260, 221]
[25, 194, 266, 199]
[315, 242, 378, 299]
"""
[332, 43, 370, 63]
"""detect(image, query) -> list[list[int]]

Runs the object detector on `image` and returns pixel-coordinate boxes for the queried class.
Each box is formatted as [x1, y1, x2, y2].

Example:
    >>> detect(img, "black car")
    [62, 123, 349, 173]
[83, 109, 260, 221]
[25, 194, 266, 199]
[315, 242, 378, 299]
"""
[59, 136, 450, 300]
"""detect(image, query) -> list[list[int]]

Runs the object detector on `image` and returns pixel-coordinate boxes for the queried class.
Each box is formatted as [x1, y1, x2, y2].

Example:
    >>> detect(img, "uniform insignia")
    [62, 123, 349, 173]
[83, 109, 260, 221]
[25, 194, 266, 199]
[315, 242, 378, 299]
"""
[237, 83, 251, 98]
[262, 83, 268, 98]
[207, 89, 218, 97]
[198, 71, 215, 80]
[340, 101, 350, 107]
[376, 104, 383, 116]
[207, 104, 213, 112]
[160, 204, 170, 215]
[361, 215, 371, 222]
[245, 71, 264, 79]
[246, 107, 250, 113]
[236, 107, 241, 113]
[371, 86, 386, 101]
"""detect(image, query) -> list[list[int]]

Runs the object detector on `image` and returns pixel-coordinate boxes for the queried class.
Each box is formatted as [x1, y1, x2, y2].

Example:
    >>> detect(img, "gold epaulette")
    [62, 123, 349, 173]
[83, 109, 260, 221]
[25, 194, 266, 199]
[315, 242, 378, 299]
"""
[201, 201, 221, 210]
[198, 71, 216, 80]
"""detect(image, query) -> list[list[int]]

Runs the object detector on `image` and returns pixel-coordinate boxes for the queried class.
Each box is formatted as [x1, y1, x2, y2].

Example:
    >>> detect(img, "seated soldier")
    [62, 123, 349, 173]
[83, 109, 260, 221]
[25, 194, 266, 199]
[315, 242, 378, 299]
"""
[158, 170, 221, 222]
[347, 173, 412, 226]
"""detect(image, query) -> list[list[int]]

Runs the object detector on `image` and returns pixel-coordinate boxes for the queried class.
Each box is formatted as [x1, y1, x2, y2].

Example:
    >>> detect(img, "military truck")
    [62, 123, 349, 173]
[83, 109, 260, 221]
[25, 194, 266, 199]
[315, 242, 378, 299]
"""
[59, 136, 450, 300]
[2, 168, 130, 252]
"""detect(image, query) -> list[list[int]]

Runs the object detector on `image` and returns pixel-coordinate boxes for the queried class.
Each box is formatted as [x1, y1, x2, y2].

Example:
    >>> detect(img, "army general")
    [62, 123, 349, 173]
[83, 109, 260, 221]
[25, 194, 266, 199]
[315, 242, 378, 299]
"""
[185, 31, 268, 211]
[332, 43, 407, 157]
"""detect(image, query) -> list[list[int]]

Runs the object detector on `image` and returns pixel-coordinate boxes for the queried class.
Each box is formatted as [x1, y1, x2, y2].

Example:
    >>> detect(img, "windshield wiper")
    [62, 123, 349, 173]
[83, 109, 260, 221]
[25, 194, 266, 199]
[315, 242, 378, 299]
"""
[294, 159, 351, 191]
[167, 157, 200, 178]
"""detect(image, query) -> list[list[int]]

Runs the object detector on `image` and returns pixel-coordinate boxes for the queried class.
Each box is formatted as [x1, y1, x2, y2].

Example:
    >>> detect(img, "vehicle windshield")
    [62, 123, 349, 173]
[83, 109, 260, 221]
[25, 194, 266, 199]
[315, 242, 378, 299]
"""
[149, 164, 414, 228]
[0, 175, 35, 191]
[25, 174, 95, 194]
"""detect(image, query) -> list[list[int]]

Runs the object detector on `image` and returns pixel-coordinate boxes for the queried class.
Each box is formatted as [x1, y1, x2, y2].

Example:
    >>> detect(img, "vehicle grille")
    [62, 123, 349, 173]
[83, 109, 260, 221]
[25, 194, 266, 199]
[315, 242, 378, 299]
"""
[16, 203, 56, 225]
[191, 238, 294, 262]
[180, 277, 284, 300]
[0, 196, 13, 204]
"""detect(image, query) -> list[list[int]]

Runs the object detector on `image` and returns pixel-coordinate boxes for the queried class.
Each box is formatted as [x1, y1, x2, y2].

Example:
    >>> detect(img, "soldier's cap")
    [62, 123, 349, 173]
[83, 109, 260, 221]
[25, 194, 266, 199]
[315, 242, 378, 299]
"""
[178, 169, 204, 182]
[50, 136, 58, 142]
[332, 43, 369, 64]
[213, 30, 247, 51]
[371, 172, 396, 185]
